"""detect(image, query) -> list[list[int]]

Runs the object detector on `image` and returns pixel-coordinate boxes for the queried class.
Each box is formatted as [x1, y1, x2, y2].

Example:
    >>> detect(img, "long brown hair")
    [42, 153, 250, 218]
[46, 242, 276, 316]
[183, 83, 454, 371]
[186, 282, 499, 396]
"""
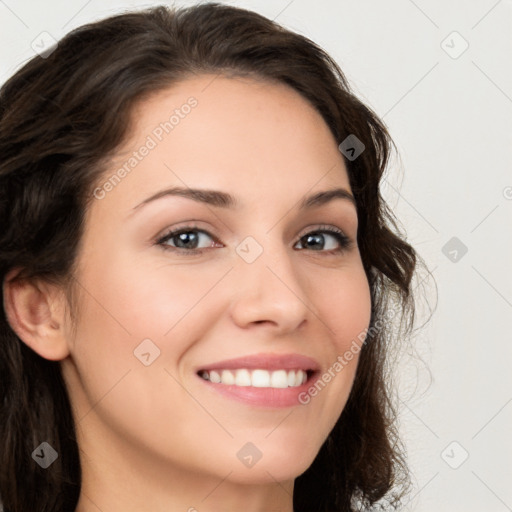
[0, 4, 424, 511]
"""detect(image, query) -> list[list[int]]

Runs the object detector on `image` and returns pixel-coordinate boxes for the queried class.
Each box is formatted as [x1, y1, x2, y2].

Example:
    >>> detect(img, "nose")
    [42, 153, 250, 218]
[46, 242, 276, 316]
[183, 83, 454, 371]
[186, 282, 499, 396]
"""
[228, 240, 311, 334]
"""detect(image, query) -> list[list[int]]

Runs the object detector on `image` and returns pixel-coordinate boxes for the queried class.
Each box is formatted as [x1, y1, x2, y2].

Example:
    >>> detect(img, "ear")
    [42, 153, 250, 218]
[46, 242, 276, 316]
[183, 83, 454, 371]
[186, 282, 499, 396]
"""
[2, 268, 71, 361]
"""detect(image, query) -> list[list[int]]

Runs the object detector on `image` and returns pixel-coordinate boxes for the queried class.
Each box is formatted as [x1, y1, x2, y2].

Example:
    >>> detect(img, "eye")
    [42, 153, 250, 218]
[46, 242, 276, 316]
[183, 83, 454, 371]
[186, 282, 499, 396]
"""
[156, 224, 353, 255]
[294, 225, 352, 254]
[157, 225, 219, 253]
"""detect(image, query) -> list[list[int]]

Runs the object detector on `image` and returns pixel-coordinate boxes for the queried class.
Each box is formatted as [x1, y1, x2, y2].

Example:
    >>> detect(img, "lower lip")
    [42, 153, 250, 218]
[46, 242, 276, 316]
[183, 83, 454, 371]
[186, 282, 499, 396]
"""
[196, 372, 319, 408]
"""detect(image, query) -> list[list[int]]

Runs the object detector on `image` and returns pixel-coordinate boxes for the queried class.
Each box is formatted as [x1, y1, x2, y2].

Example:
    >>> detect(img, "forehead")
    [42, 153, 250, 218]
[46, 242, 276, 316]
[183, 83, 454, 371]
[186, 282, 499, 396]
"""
[94, 74, 352, 214]
[127, 74, 339, 155]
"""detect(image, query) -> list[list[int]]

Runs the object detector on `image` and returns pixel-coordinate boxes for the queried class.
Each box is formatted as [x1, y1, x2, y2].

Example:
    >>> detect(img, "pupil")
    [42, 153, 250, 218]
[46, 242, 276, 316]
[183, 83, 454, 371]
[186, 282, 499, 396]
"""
[304, 233, 323, 250]
[177, 232, 198, 248]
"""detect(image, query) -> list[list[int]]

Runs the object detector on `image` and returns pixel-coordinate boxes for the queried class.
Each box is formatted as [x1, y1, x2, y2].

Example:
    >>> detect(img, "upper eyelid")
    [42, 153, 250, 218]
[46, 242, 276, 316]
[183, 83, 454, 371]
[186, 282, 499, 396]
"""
[157, 224, 219, 243]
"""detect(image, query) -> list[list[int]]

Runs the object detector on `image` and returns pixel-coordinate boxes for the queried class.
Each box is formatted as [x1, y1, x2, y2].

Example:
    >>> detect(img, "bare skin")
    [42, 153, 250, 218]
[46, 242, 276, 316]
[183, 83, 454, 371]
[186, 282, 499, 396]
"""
[3, 74, 372, 512]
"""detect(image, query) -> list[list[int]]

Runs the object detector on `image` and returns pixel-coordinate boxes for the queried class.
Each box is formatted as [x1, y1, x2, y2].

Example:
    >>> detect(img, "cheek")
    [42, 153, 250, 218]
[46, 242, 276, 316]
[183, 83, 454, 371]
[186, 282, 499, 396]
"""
[64, 263, 209, 449]
[77, 250, 224, 341]
[317, 265, 372, 349]
[282, 265, 372, 457]
[65, 257, 227, 414]
[302, 264, 371, 404]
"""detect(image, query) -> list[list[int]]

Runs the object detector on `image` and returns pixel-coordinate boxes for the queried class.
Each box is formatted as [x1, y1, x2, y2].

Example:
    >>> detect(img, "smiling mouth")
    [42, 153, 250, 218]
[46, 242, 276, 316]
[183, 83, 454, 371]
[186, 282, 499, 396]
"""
[197, 368, 314, 388]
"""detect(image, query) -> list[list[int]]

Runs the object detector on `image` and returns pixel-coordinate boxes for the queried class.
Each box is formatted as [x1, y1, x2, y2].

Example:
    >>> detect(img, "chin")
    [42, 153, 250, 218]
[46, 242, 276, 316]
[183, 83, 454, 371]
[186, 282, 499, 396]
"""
[223, 447, 318, 485]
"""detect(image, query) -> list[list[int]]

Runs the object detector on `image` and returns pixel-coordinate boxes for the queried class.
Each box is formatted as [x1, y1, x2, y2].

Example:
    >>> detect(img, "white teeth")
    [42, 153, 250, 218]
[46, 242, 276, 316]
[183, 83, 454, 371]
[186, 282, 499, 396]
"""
[234, 369, 251, 386]
[220, 369, 235, 385]
[270, 370, 289, 388]
[209, 370, 221, 383]
[200, 368, 308, 388]
[252, 369, 270, 387]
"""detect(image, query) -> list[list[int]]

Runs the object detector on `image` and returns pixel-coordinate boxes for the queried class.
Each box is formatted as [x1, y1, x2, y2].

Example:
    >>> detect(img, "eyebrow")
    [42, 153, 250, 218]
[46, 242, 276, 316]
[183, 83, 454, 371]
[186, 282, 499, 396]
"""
[131, 186, 357, 213]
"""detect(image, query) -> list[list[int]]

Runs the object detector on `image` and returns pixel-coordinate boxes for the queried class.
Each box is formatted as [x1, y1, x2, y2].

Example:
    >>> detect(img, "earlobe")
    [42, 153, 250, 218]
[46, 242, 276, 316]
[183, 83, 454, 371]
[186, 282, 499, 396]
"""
[2, 268, 70, 361]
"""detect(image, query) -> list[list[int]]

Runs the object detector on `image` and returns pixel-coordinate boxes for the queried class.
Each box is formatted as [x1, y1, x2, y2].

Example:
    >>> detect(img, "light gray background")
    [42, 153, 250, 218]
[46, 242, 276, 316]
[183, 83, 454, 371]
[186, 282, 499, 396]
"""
[1, 1, 511, 511]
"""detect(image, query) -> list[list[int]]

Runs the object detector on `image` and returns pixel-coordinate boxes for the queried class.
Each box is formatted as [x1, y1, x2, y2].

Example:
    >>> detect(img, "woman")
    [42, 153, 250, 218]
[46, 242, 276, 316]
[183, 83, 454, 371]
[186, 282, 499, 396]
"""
[0, 3, 422, 511]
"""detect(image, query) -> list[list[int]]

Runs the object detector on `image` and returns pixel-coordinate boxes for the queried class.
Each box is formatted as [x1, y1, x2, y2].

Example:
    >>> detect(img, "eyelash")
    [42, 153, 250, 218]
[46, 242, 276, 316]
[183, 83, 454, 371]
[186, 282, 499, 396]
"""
[155, 224, 353, 256]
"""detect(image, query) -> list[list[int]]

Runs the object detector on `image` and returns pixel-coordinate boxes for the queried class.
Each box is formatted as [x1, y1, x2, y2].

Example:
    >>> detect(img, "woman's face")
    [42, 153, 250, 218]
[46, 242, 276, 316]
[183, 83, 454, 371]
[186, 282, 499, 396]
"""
[61, 75, 372, 489]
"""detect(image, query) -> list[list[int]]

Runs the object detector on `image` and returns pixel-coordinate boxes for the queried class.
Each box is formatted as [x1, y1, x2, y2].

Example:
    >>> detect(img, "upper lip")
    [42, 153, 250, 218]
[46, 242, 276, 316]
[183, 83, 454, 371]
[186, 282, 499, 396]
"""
[196, 352, 320, 373]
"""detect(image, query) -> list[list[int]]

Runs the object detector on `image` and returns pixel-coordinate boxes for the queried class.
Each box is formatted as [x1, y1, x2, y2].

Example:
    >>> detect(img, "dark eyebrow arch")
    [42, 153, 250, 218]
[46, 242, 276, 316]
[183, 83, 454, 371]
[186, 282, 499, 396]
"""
[131, 186, 356, 212]
[298, 188, 356, 209]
